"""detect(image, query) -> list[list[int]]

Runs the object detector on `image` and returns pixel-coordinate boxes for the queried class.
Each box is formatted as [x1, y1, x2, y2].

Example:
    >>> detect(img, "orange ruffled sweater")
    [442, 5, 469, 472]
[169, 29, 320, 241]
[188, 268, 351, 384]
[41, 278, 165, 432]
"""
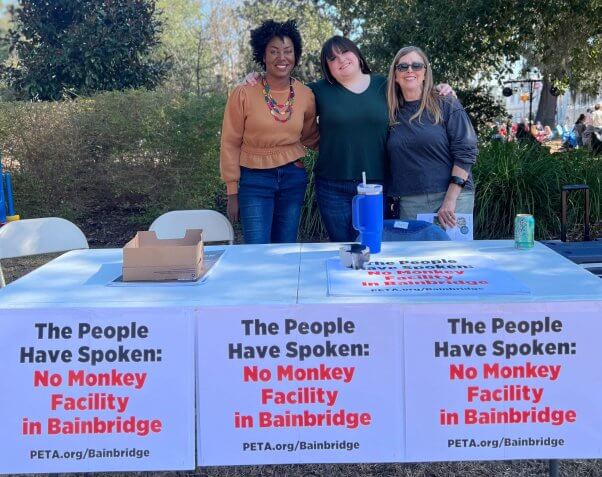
[219, 79, 319, 195]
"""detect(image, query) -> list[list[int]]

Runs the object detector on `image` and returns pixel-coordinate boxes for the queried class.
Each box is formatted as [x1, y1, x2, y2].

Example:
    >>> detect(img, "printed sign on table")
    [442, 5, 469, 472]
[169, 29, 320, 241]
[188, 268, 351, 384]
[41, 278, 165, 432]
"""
[197, 304, 404, 465]
[0, 308, 196, 473]
[327, 254, 530, 297]
[403, 301, 602, 461]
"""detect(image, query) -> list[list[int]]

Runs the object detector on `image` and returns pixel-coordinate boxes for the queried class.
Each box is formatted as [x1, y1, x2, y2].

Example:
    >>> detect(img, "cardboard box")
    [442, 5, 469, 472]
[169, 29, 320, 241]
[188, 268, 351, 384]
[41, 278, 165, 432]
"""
[122, 229, 204, 281]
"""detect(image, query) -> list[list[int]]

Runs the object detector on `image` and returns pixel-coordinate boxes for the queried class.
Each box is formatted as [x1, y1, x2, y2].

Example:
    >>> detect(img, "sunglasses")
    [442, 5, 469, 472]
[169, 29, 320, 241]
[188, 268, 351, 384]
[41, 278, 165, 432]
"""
[395, 62, 426, 72]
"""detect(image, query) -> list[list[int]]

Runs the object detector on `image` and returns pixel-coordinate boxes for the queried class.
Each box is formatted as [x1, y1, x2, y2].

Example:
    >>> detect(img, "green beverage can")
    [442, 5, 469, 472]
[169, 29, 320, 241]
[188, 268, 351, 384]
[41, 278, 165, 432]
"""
[514, 214, 535, 249]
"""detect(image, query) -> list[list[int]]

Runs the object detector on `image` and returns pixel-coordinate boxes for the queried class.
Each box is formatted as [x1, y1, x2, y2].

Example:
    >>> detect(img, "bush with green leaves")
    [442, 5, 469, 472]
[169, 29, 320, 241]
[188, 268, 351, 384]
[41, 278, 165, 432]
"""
[1, 92, 599, 246]
[5, 0, 169, 100]
[456, 86, 507, 137]
[473, 141, 600, 240]
[0, 89, 226, 244]
[298, 150, 327, 242]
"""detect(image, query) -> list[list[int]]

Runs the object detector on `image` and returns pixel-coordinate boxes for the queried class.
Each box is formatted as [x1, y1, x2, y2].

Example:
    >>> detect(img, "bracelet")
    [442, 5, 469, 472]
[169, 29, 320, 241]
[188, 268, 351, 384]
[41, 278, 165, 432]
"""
[449, 175, 467, 188]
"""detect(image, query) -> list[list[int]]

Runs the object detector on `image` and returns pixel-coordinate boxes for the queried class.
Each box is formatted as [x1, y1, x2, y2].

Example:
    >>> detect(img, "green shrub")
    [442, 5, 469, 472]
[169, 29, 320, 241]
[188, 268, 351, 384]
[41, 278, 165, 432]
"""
[1, 92, 598, 246]
[298, 150, 327, 242]
[473, 141, 600, 240]
[0, 90, 226, 245]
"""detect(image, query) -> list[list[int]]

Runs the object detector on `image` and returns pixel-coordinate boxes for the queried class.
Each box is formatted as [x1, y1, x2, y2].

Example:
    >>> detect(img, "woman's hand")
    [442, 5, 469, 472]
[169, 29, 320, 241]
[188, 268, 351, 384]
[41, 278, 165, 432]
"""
[436, 83, 456, 97]
[227, 194, 239, 223]
[242, 72, 261, 86]
[437, 196, 458, 229]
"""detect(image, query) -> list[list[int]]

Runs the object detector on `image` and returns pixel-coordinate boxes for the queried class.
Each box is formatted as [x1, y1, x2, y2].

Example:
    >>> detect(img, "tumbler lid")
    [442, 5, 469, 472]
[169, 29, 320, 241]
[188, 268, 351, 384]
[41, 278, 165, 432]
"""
[356, 183, 382, 195]
[339, 243, 370, 269]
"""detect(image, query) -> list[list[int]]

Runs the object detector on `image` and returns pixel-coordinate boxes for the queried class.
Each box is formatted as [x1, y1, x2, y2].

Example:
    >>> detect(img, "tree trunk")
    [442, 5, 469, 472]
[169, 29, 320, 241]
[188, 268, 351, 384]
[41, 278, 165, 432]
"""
[535, 77, 558, 127]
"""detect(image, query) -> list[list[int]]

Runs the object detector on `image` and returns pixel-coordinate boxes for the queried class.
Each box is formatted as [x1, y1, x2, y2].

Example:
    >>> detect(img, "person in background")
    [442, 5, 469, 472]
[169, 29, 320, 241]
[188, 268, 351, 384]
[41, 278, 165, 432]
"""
[583, 110, 602, 154]
[543, 125, 553, 142]
[244, 35, 454, 242]
[533, 121, 548, 143]
[574, 114, 587, 148]
[492, 122, 505, 141]
[386, 46, 477, 229]
[219, 19, 318, 244]
[593, 103, 602, 131]
[516, 119, 534, 142]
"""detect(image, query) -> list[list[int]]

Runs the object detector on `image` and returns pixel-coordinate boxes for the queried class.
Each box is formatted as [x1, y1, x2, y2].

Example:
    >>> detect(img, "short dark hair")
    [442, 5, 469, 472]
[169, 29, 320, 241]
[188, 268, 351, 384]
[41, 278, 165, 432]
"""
[250, 19, 302, 70]
[320, 36, 371, 85]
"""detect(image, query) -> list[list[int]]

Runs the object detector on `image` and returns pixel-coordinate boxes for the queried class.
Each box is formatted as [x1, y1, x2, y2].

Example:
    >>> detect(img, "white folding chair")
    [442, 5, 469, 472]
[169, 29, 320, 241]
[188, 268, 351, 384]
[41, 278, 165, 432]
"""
[149, 210, 234, 244]
[0, 217, 89, 287]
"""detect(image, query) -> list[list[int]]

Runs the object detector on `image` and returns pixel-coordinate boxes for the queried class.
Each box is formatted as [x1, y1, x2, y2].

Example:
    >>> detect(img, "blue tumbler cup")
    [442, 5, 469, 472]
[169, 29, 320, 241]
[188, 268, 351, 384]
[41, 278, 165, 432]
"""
[352, 183, 383, 254]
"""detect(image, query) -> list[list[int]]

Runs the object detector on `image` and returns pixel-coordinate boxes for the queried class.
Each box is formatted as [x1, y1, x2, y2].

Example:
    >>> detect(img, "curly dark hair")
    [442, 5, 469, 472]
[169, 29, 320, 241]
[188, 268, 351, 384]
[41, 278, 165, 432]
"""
[250, 19, 302, 70]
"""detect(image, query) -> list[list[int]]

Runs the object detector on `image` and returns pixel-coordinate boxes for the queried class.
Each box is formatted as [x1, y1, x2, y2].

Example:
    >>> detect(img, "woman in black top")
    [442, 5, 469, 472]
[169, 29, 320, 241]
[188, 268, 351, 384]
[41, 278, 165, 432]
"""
[574, 114, 587, 148]
[386, 46, 477, 229]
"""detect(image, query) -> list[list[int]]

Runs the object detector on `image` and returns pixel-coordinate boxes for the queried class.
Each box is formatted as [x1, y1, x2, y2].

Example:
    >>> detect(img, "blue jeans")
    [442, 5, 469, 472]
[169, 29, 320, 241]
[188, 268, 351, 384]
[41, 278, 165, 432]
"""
[315, 178, 367, 242]
[238, 163, 307, 244]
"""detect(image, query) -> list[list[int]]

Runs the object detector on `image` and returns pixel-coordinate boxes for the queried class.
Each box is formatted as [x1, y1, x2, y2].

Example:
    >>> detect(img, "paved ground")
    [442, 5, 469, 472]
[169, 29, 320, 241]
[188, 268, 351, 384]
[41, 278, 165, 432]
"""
[2, 254, 60, 284]
[8, 460, 602, 476]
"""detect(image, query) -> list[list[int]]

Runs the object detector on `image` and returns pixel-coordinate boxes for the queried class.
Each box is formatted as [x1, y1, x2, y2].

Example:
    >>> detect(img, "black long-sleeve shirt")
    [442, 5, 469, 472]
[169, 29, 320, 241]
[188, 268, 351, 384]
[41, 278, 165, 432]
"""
[387, 96, 477, 197]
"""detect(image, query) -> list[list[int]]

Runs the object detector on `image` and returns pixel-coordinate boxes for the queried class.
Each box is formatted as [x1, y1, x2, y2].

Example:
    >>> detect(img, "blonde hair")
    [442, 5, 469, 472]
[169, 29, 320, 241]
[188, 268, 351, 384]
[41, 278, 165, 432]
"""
[386, 46, 442, 126]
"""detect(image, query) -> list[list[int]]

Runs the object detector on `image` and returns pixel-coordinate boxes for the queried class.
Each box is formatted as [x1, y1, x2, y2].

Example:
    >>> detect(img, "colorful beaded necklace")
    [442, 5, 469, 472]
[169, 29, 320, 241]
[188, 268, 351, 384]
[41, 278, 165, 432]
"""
[262, 75, 295, 123]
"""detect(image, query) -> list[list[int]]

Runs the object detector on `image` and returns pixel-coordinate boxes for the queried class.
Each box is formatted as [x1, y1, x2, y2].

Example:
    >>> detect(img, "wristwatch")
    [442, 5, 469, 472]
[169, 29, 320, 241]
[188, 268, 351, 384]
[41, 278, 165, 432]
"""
[449, 175, 467, 188]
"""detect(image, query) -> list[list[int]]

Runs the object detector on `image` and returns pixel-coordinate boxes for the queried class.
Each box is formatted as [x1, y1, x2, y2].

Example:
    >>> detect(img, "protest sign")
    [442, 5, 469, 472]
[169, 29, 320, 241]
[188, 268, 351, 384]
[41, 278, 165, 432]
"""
[0, 308, 196, 473]
[197, 304, 403, 464]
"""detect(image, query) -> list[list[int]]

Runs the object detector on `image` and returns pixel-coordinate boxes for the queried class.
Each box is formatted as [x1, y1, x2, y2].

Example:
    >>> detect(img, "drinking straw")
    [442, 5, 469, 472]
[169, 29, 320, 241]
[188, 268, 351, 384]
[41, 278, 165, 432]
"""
[362, 171, 366, 188]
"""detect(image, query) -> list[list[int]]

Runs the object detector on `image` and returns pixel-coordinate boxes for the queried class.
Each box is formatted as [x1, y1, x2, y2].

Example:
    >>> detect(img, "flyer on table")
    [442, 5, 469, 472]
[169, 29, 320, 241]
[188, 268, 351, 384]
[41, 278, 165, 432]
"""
[416, 213, 474, 241]
[197, 304, 404, 465]
[327, 254, 530, 297]
[403, 301, 602, 461]
[0, 308, 196, 473]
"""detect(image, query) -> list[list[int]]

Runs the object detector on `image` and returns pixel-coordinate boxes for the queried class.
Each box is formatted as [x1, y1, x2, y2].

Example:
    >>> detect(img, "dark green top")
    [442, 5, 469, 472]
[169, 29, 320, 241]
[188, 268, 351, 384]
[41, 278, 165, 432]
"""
[308, 74, 389, 182]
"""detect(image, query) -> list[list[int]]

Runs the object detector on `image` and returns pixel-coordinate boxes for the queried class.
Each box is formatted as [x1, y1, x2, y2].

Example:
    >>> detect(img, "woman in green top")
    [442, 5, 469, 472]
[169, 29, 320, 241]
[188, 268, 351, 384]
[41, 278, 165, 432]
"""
[246, 35, 452, 242]
[310, 36, 389, 241]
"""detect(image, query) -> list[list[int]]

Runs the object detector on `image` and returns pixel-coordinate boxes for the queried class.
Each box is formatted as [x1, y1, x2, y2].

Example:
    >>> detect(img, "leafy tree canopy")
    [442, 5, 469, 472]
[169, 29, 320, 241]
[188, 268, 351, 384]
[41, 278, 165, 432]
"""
[5, 0, 169, 100]
[0, 1, 10, 63]
[456, 85, 507, 135]
[155, 0, 208, 95]
[327, 0, 601, 86]
[325, 0, 602, 125]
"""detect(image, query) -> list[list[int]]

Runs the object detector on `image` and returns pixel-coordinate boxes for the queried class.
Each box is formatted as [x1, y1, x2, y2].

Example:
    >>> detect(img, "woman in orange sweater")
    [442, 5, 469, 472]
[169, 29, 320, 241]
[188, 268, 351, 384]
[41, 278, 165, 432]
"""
[220, 20, 318, 244]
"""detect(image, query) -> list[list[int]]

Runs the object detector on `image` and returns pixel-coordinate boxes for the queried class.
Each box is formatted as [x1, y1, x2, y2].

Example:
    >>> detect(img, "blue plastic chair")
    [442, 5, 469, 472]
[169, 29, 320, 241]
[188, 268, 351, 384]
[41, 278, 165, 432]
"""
[562, 130, 578, 148]
[556, 124, 564, 137]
